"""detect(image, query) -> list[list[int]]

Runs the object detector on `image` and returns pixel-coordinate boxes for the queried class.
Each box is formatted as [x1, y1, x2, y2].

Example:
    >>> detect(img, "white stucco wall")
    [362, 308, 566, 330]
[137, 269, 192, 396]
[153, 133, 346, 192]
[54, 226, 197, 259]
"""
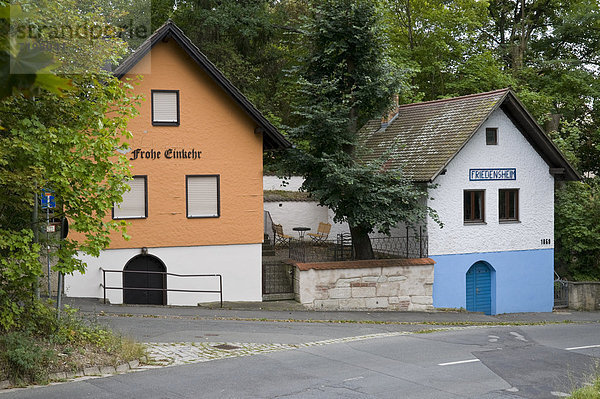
[426, 108, 555, 256]
[264, 200, 349, 238]
[263, 175, 305, 191]
[65, 244, 262, 305]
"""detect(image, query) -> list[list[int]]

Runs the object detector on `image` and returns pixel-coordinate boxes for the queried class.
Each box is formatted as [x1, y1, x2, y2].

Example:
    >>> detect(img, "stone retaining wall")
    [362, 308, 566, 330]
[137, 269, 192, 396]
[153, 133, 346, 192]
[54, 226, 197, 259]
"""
[292, 258, 435, 311]
[568, 281, 600, 311]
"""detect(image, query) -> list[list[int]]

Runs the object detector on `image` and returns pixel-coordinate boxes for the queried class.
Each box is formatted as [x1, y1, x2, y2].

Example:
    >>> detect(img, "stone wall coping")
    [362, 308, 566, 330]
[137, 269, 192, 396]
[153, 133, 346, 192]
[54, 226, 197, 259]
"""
[568, 281, 600, 285]
[289, 258, 435, 271]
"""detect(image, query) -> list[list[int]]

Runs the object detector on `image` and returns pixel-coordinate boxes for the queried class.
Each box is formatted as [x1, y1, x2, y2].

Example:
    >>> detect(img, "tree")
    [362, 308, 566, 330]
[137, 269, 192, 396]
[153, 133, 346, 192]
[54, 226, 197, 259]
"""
[0, 3, 71, 99]
[554, 180, 600, 280]
[383, 0, 512, 101]
[287, 0, 433, 259]
[0, 1, 141, 330]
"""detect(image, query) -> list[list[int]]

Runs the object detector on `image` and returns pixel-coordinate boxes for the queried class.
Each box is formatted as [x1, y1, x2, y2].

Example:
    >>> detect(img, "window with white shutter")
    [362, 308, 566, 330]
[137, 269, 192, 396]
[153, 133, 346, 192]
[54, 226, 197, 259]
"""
[186, 175, 220, 218]
[152, 90, 179, 125]
[113, 176, 147, 219]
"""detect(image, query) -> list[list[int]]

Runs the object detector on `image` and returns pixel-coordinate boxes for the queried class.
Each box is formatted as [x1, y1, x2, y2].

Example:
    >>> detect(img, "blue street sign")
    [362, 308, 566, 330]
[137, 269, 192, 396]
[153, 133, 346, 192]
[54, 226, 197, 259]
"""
[41, 189, 55, 209]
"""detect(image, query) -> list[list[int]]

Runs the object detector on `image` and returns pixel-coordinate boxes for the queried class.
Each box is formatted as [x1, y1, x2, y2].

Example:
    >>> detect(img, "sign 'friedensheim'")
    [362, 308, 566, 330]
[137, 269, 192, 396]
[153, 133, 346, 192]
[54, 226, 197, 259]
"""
[469, 168, 516, 181]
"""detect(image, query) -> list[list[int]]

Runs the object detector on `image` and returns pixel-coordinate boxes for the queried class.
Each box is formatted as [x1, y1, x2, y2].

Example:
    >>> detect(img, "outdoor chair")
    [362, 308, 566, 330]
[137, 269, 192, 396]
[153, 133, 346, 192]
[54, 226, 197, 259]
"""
[272, 223, 292, 247]
[307, 222, 332, 243]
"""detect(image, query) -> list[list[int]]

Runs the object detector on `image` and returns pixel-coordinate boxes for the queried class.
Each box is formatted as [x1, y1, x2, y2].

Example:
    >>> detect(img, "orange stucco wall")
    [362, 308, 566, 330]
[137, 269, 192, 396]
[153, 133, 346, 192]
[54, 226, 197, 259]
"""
[107, 39, 264, 249]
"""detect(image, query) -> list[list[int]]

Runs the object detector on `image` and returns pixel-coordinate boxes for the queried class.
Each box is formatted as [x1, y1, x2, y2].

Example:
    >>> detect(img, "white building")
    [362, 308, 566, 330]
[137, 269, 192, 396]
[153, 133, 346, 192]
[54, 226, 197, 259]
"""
[268, 89, 578, 314]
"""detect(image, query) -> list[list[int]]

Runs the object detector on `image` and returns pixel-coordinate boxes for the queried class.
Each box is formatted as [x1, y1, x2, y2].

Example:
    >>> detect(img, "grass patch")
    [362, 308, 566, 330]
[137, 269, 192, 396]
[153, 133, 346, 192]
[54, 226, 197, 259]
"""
[414, 328, 449, 334]
[0, 301, 145, 387]
[570, 377, 600, 398]
[100, 312, 586, 327]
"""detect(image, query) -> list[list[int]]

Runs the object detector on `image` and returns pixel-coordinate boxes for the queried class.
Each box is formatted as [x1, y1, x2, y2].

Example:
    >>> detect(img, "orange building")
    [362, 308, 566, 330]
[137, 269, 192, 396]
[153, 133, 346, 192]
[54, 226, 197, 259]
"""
[65, 21, 290, 305]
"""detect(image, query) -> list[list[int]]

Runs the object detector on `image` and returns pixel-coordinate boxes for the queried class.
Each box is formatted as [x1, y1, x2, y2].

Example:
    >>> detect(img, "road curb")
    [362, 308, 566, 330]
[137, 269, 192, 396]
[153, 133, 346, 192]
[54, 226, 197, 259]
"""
[0, 356, 148, 390]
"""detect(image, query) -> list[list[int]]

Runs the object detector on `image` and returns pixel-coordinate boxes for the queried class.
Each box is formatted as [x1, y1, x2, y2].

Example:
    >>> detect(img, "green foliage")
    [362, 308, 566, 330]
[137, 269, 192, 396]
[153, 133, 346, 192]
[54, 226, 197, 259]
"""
[555, 179, 600, 281]
[162, 0, 302, 124]
[0, 332, 55, 384]
[383, 0, 506, 100]
[0, 1, 141, 330]
[569, 376, 600, 398]
[0, 3, 71, 99]
[0, 301, 145, 385]
[0, 72, 140, 273]
[304, 154, 435, 235]
[0, 230, 40, 331]
[286, 0, 434, 259]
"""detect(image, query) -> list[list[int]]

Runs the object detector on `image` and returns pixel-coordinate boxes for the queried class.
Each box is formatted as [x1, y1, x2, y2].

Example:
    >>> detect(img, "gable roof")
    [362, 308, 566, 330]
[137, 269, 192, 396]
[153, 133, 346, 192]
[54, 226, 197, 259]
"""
[358, 89, 579, 182]
[114, 20, 291, 151]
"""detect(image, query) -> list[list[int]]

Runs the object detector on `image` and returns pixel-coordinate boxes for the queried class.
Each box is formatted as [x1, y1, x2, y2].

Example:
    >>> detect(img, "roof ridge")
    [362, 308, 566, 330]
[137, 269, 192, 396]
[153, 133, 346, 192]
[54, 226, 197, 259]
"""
[113, 20, 291, 150]
[398, 88, 510, 109]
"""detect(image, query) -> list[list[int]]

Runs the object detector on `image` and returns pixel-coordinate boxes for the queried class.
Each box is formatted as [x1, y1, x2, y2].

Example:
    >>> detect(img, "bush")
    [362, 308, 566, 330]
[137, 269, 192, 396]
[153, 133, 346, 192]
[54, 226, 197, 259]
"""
[0, 301, 146, 386]
[0, 332, 55, 385]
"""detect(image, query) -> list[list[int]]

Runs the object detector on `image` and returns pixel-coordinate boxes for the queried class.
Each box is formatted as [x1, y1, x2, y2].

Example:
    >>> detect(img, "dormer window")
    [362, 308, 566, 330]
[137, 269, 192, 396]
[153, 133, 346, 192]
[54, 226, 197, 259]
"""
[152, 90, 180, 126]
[486, 128, 498, 145]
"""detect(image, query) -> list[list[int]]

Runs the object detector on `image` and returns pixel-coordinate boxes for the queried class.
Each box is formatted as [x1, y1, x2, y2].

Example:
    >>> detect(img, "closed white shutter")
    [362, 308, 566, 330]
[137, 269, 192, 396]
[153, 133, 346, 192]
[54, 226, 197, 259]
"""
[114, 177, 146, 219]
[152, 91, 178, 123]
[187, 176, 219, 217]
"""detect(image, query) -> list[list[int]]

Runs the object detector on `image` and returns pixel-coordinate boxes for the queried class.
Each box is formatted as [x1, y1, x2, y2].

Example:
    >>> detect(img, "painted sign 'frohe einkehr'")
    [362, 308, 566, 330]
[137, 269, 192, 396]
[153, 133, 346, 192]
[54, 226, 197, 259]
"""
[469, 168, 516, 181]
[129, 148, 202, 160]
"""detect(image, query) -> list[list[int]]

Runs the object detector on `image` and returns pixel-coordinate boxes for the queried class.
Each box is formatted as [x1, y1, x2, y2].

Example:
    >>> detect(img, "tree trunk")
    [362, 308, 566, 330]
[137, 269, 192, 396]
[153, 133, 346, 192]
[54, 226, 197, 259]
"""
[350, 225, 374, 260]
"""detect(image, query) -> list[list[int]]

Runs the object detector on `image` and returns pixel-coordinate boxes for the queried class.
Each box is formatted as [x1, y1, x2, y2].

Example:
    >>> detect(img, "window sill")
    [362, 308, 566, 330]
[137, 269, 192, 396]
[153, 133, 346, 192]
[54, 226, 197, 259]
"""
[464, 221, 486, 225]
[113, 216, 147, 220]
[499, 220, 520, 224]
[152, 121, 180, 126]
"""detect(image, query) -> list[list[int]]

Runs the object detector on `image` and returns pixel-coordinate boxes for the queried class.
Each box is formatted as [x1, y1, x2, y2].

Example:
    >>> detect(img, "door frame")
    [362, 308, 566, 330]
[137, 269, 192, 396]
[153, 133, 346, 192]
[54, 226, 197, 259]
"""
[465, 261, 496, 315]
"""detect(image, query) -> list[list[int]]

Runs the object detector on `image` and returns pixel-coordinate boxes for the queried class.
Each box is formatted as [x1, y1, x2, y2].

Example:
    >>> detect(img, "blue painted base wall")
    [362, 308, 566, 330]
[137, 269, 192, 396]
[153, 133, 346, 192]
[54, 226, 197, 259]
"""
[431, 249, 554, 314]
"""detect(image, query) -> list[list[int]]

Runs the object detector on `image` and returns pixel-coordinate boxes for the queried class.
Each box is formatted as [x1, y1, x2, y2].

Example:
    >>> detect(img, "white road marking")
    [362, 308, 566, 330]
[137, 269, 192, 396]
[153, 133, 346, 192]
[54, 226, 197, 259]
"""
[565, 344, 600, 351]
[510, 332, 527, 342]
[550, 391, 570, 397]
[438, 359, 481, 366]
[343, 376, 364, 382]
[505, 387, 519, 392]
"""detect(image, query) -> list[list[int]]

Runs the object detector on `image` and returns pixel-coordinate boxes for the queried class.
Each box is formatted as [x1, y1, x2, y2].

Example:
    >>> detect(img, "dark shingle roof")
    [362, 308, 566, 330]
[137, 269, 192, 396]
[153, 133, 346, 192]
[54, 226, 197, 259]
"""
[359, 89, 579, 182]
[114, 21, 291, 151]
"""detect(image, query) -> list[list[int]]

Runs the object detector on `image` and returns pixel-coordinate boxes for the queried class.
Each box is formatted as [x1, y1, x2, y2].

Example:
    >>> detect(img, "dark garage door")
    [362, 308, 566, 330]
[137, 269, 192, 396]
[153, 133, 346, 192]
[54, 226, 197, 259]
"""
[123, 255, 166, 305]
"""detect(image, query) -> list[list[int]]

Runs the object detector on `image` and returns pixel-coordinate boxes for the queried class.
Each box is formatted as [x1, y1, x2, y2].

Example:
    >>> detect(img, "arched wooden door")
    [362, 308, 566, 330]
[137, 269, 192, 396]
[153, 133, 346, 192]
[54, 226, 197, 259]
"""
[466, 262, 492, 315]
[123, 255, 166, 305]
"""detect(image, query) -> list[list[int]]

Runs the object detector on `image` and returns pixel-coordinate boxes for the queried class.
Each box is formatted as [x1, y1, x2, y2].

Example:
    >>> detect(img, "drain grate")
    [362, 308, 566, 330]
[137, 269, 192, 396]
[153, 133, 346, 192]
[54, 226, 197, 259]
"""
[213, 344, 240, 350]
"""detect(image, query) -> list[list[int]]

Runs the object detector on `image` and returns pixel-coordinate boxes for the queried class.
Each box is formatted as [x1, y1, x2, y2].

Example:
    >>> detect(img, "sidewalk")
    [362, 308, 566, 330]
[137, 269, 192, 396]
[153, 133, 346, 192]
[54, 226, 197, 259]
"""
[64, 297, 600, 324]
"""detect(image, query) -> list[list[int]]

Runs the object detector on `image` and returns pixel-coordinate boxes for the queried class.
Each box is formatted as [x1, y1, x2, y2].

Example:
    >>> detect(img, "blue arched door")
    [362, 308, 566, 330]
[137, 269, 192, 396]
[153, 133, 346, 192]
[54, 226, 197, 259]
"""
[466, 262, 492, 315]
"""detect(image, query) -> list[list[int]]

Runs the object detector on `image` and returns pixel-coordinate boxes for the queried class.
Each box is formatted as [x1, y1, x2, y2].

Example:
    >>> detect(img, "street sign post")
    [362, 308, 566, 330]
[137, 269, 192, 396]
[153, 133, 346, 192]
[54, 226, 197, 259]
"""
[41, 189, 55, 209]
[41, 189, 55, 297]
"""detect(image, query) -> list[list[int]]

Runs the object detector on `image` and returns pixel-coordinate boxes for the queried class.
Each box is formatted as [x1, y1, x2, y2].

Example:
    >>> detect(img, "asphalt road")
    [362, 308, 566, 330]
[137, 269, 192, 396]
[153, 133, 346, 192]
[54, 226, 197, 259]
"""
[2, 317, 599, 399]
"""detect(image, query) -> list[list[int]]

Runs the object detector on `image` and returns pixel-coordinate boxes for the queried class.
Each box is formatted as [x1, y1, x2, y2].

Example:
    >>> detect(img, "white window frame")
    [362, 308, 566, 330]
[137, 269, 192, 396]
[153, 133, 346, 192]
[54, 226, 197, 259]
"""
[113, 176, 148, 219]
[152, 90, 180, 126]
[186, 175, 220, 218]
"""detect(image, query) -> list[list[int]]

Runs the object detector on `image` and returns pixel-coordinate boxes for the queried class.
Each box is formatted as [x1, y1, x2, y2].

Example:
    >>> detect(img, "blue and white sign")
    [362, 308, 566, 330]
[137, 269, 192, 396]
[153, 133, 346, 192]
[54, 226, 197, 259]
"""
[41, 189, 55, 209]
[469, 168, 516, 181]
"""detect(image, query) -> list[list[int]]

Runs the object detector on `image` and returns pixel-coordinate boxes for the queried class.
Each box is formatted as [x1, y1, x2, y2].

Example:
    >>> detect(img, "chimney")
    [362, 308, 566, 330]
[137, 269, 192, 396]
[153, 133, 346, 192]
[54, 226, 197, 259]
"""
[381, 93, 399, 129]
